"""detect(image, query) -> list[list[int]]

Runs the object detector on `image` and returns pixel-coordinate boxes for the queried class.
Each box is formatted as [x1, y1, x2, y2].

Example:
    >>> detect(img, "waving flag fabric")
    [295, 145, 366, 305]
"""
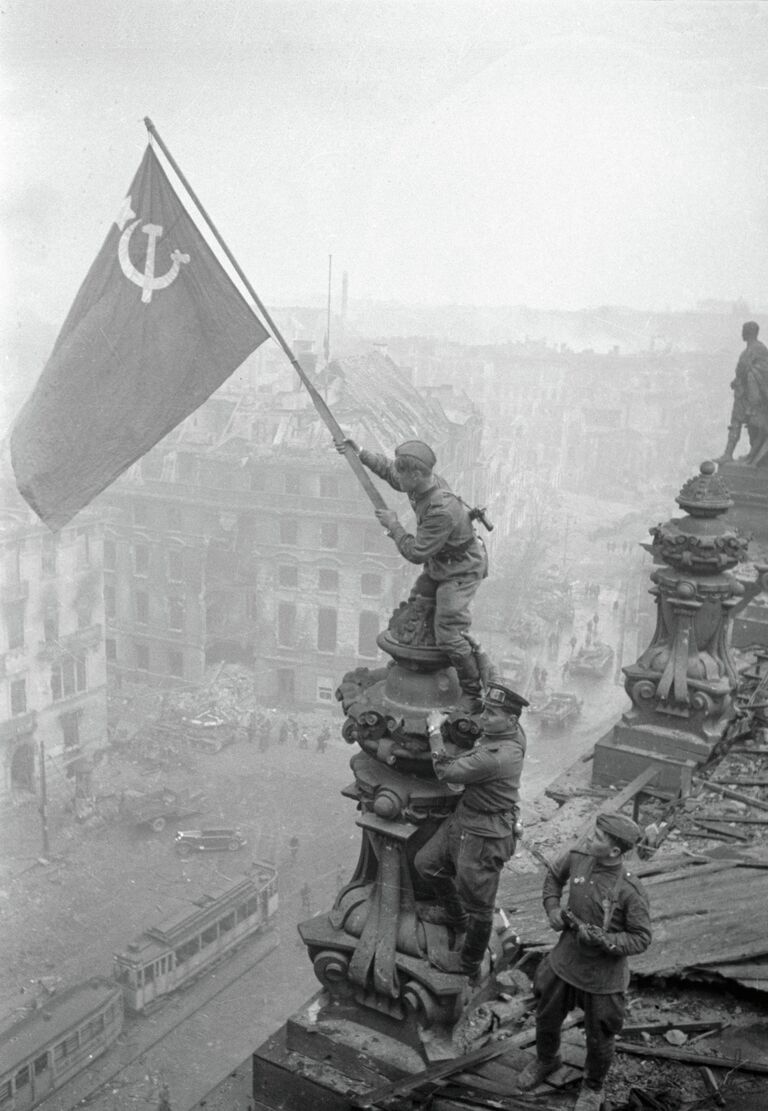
[11, 144, 269, 529]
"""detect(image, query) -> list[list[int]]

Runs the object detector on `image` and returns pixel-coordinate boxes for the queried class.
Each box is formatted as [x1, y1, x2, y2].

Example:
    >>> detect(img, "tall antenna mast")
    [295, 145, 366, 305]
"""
[324, 253, 333, 364]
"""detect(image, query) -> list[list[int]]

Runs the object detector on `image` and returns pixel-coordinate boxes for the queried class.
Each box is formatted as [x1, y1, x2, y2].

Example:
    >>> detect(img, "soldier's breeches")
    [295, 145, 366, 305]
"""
[414, 817, 507, 920]
[533, 957, 625, 1086]
[408, 572, 483, 655]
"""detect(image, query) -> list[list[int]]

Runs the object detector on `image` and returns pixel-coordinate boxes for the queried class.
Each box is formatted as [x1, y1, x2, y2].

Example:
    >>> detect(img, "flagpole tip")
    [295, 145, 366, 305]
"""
[144, 117, 155, 135]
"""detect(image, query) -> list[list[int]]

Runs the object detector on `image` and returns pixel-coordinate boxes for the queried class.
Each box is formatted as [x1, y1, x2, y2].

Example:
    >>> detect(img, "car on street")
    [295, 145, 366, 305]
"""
[538, 692, 583, 730]
[174, 828, 247, 854]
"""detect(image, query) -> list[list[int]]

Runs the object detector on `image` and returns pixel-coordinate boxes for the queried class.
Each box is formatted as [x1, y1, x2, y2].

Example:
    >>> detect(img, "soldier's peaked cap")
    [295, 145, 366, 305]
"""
[395, 440, 437, 469]
[483, 681, 529, 714]
[596, 812, 642, 851]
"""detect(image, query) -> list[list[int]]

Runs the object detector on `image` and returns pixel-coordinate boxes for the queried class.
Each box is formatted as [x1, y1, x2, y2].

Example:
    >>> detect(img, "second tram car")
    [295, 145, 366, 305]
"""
[0, 979, 123, 1110]
[113, 864, 278, 1012]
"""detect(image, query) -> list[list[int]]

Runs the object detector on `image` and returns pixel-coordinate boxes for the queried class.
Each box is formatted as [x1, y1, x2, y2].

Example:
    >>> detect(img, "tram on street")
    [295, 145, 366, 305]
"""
[113, 864, 278, 1012]
[0, 979, 123, 1110]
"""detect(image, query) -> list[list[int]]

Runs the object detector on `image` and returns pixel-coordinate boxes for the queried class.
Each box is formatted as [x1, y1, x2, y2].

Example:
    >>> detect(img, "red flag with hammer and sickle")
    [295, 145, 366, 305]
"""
[11, 144, 269, 529]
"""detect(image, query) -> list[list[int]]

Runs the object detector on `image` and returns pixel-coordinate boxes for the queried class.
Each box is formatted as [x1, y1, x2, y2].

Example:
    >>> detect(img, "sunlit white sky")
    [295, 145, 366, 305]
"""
[2, 0, 768, 330]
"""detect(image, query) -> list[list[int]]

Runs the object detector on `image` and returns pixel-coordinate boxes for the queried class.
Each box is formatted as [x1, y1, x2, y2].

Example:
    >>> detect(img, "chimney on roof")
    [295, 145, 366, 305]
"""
[372, 341, 389, 359]
[293, 339, 317, 376]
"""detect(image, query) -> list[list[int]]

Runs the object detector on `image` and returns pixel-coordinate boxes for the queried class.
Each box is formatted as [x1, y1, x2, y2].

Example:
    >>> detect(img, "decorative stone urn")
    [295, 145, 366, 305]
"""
[593, 462, 750, 792]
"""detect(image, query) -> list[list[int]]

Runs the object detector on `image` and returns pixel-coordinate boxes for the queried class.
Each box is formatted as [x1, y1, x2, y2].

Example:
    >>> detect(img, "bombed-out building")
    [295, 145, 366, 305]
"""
[0, 486, 107, 803]
[99, 347, 484, 707]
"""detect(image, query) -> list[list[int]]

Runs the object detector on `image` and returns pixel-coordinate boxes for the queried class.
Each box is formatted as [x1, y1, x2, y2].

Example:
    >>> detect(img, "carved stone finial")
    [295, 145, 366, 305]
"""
[675, 460, 733, 516]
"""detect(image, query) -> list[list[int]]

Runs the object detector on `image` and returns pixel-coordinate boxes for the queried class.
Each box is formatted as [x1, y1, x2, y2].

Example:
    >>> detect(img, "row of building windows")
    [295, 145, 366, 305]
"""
[104, 541, 185, 581]
[116, 605, 381, 680]
[5, 601, 95, 652]
[277, 605, 379, 657]
[277, 566, 384, 595]
[2, 528, 94, 588]
[107, 640, 184, 678]
[110, 519, 387, 557]
[104, 589, 186, 630]
[7, 657, 88, 717]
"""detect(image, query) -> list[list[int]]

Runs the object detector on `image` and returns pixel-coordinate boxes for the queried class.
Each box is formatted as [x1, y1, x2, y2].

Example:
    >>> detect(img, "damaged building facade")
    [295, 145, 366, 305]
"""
[100, 347, 484, 707]
[0, 492, 107, 803]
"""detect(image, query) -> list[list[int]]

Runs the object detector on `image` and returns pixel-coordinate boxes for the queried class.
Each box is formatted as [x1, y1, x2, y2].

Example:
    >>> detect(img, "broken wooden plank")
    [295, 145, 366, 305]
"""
[712, 776, 768, 787]
[349, 1017, 584, 1108]
[700, 1066, 726, 1107]
[573, 765, 662, 847]
[692, 777, 768, 813]
[621, 1019, 723, 1035]
[689, 820, 752, 841]
[641, 860, 736, 886]
[615, 1040, 768, 1074]
[688, 813, 768, 824]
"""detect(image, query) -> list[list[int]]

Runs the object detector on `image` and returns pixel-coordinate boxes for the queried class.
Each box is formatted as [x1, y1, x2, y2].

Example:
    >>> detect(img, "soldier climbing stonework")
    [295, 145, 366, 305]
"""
[335, 436, 488, 710]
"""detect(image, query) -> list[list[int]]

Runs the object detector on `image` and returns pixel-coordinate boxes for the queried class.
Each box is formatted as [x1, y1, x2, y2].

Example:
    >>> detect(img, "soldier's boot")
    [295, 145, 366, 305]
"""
[432, 915, 492, 978]
[418, 879, 469, 935]
[516, 1055, 563, 1091]
[574, 1084, 605, 1111]
[717, 424, 741, 463]
[449, 651, 484, 714]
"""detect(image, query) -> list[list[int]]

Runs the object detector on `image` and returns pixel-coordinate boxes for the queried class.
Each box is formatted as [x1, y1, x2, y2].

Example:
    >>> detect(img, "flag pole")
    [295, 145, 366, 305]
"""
[143, 118, 387, 513]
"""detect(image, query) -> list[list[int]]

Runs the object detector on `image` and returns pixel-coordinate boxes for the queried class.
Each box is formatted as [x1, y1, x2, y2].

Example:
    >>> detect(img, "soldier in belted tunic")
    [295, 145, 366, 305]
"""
[413, 680, 528, 979]
[335, 437, 488, 709]
[517, 813, 652, 1111]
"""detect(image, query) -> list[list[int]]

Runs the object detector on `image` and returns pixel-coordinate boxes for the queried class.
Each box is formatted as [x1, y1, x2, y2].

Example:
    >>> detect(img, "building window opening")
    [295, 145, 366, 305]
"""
[168, 597, 185, 630]
[280, 519, 298, 546]
[136, 591, 149, 624]
[278, 603, 296, 647]
[279, 565, 298, 588]
[318, 568, 338, 592]
[320, 523, 338, 549]
[10, 679, 27, 717]
[317, 607, 337, 652]
[134, 545, 149, 576]
[358, 611, 380, 658]
[361, 573, 383, 596]
[317, 677, 334, 703]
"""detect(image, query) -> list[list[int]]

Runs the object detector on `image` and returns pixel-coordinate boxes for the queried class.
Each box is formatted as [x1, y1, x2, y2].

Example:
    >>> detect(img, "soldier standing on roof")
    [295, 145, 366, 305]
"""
[336, 437, 488, 710]
[517, 813, 651, 1111]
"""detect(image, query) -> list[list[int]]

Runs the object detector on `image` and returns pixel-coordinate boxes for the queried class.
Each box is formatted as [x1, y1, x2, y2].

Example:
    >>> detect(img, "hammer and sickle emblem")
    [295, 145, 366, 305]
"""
[118, 220, 190, 304]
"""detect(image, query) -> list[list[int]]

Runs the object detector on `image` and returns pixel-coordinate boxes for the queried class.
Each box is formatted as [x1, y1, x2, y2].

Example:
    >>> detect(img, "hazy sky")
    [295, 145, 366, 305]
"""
[3, 0, 768, 332]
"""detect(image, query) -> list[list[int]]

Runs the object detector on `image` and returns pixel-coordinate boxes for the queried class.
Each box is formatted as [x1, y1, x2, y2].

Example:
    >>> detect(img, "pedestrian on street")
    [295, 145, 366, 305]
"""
[316, 722, 330, 753]
[246, 710, 257, 745]
[561, 660, 569, 681]
[300, 882, 312, 914]
[593, 612, 599, 628]
[278, 719, 289, 745]
[517, 814, 651, 1110]
[288, 715, 299, 744]
[289, 835, 299, 863]
[569, 636, 577, 655]
[299, 731, 309, 750]
[415, 680, 528, 980]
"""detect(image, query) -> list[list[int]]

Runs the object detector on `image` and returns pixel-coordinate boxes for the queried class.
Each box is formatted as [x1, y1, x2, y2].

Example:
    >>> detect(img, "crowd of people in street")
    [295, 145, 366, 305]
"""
[243, 710, 334, 754]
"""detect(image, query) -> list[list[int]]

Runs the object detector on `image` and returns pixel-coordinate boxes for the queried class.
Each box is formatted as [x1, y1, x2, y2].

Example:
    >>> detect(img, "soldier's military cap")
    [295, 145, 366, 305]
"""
[483, 681, 529, 716]
[395, 440, 437, 469]
[596, 812, 642, 852]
